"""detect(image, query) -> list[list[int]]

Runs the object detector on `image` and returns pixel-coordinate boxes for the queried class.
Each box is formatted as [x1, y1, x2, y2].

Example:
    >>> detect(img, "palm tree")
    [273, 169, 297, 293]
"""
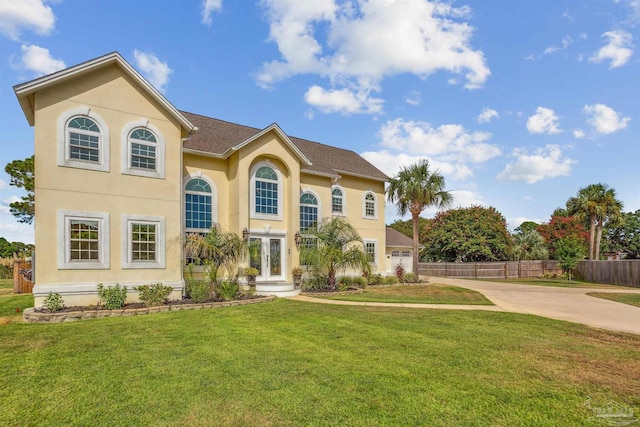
[512, 229, 549, 261]
[567, 183, 623, 260]
[387, 159, 453, 274]
[300, 217, 371, 290]
[184, 224, 247, 283]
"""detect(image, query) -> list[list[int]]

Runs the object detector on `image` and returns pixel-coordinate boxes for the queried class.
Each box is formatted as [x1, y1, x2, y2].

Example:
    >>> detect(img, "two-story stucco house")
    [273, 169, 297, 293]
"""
[14, 52, 390, 307]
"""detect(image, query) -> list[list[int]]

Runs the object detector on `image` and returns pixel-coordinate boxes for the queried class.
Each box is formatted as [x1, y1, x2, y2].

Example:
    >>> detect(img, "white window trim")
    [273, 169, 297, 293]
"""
[121, 119, 165, 179]
[57, 210, 110, 269]
[250, 161, 283, 221]
[183, 172, 217, 233]
[57, 107, 110, 172]
[331, 185, 346, 216]
[300, 188, 321, 232]
[121, 214, 165, 269]
[363, 239, 378, 265]
[362, 191, 378, 219]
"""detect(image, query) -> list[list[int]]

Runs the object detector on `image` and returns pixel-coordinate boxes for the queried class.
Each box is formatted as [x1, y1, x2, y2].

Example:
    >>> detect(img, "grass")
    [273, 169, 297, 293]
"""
[0, 279, 33, 325]
[475, 278, 632, 289]
[0, 278, 14, 295]
[317, 284, 493, 305]
[1, 300, 639, 426]
[588, 292, 640, 308]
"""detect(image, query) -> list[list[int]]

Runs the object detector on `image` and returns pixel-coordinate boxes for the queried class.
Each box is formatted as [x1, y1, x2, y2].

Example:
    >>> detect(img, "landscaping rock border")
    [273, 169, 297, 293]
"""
[301, 289, 364, 297]
[23, 296, 276, 323]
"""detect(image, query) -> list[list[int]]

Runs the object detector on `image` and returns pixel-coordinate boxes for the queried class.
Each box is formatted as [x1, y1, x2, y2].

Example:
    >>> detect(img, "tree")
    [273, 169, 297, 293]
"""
[604, 210, 640, 259]
[512, 229, 548, 261]
[5, 155, 35, 224]
[422, 206, 513, 262]
[514, 221, 539, 235]
[0, 237, 34, 258]
[566, 183, 623, 260]
[537, 215, 589, 260]
[387, 160, 452, 274]
[555, 237, 586, 281]
[184, 225, 247, 283]
[300, 217, 371, 290]
[387, 217, 432, 243]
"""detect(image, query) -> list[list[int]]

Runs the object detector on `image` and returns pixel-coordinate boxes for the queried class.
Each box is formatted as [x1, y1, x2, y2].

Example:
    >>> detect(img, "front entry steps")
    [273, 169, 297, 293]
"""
[255, 282, 301, 298]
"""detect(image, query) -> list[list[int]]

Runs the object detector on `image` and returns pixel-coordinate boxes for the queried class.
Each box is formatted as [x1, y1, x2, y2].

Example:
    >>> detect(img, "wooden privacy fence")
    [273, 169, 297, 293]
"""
[576, 260, 639, 287]
[418, 260, 561, 279]
[13, 259, 33, 294]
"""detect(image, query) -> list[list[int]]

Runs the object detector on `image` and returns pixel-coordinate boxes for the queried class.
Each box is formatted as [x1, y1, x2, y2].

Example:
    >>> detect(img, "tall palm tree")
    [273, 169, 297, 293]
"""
[512, 229, 549, 261]
[567, 183, 623, 260]
[387, 160, 453, 274]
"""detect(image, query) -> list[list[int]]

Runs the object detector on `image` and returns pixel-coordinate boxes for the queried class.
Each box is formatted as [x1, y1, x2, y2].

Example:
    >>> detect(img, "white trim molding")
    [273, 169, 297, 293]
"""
[121, 214, 166, 269]
[183, 172, 218, 233]
[331, 185, 346, 216]
[57, 209, 110, 270]
[250, 161, 284, 221]
[363, 238, 378, 266]
[57, 107, 110, 172]
[362, 191, 378, 220]
[121, 119, 166, 179]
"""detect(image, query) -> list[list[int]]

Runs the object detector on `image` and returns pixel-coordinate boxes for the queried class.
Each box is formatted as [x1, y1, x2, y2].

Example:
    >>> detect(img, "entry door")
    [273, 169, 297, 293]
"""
[249, 235, 285, 281]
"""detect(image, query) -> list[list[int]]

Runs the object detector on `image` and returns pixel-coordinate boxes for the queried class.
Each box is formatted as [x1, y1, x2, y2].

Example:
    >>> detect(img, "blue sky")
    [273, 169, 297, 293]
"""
[0, 0, 638, 244]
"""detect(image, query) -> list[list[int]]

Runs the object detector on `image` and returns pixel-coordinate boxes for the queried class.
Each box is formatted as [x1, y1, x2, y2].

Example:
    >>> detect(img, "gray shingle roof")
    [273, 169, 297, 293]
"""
[386, 227, 423, 248]
[181, 111, 388, 181]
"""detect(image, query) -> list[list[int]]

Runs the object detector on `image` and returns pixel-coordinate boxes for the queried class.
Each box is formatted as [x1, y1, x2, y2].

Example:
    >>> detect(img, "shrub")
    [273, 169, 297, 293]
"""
[301, 274, 330, 291]
[97, 284, 128, 309]
[43, 292, 64, 312]
[352, 276, 367, 288]
[135, 283, 173, 307]
[404, 273, 419, 283]
[0, 264, 11, 279]
[216, 278, 239, 301]
[395, 264, 405, 282]
[189, 280, 211, 303]
[338, 282, 349, 292]
[383, 276, 399, 285]
[367, 273, 383, 286]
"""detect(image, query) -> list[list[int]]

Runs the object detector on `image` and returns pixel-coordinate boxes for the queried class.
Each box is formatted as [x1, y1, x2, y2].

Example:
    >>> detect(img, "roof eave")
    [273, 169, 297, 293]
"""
[333, 169, 389, 183]
[300, 169, 341, 179]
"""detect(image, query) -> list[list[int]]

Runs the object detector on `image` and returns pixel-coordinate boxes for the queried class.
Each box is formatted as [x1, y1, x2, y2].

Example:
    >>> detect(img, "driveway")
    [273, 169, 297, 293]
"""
[434, 277, 640, 335]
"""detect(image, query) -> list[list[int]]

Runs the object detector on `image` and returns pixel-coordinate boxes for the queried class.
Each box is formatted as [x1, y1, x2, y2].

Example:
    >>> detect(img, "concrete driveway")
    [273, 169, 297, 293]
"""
[434, 277, 640, 335]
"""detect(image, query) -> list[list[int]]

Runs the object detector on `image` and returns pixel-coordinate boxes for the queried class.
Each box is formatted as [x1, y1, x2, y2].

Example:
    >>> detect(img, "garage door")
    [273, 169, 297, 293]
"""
[391, 250, 412, 273]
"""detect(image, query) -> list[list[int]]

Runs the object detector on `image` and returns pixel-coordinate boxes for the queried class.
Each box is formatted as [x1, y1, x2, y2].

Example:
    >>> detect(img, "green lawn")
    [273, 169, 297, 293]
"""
[1, 300, 638, 426]
[317, 284, 493, 305]
[475, 278, 632, 289]
[588, 292, 640, 308]
[0, 279, 33, 324]
[0, 278, 13, 295]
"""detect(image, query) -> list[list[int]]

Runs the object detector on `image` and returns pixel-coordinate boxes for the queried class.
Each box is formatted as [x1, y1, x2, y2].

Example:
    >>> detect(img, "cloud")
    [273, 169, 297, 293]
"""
[543, 36, 572, 55]
[201, 0, 222, 26]
[573, 129, 585, 138]
[526, 107, 561, 134]
[258, 0, 490, 113]
[589, 30, 633, 69]
[506, 216, 544, 231]
[361, 150, 473, 181]
[583, 103, 631, 134]
[18, 44, 65, 76]
[404, 91, 421, 106]
[0, 0, 55, 40]
[477, 107, 499, 123]
[615, 0, 640, 24]
[497, 145, 575, 184]
[304, 85, 383, 115]
[0, 180, 6, 189]
[133, 50, 172, 93]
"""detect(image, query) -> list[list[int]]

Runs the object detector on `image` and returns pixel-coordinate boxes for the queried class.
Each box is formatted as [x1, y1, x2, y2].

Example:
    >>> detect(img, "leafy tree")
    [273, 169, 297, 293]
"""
[387, 160, 452, 274]
[300, 217, 371, 290]
[604, 210, 640, 259]
[537, 215, 589, 260]
[422, 205, 513, 262]
[5, 155, 34, 224]
[512, 229, 548, 261]
[0, 237, 33, 258]
[184, 225, 247, 283]
[555, 237, 586, 282]
[514, 221, 539, 235]
[566, 183, 623, 260]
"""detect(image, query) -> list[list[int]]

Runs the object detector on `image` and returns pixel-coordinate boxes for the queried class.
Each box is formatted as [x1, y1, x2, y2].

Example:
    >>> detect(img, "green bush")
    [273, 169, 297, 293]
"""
[97, 284, 127, 309]
[135, 283, 173, 307]
[0, 264, 11, 279]
[367, 273, 383, 286]
[301, 274, 330, 291]
[43, 292, 64, 312]
[383, 276, 399, 285]
[216, 278, 239, 301]
[353, 276, 367, 288]
[338, 276, 367, 289]
[403, 273, 419, 283]
[189, 280, 211, 303]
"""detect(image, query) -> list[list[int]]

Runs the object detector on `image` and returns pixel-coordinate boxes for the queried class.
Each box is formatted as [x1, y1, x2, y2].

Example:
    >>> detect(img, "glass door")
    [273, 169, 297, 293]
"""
[249, 235, 285, 281]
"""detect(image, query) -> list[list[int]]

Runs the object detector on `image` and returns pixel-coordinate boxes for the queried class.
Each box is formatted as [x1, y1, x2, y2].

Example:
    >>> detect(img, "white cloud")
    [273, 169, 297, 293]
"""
[361, 150, 473, 181]
[477, 107, 499, 123]
[18, 44, 65, 76]
[573, 129, 586, 138]
[543, 36, 572, 55]
[589, 30, 633, 69]
[583, 103, 631, 134]
[0, 180, 6, 189]
[404, 91, 421, 106]
[0, 0, 55, 40]
[133, 50, 172, 93]
[615, 0, 640, 24]
[526, 107, 562, 134]
[507, 217, 544, 232]
[304, 85, 383, 115]
[497, 145, 575, 184]
[201, 0, 222, 26]
[258, 0, 490, 113]
[449, 189, 485, 208]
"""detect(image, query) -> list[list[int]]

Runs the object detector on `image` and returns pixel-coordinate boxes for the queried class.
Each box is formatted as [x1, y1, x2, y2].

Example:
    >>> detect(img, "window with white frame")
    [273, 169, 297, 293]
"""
[364, 240, 377, 264]
[130, 128, 157, 170]
[363, 192, 376, 218]
[300, 192, 319, 232]
[57, 108, 110, 172]
[251, 163, 282, 220]
[185, 178, 213, 231]
[57, 210, 110, 269]
[121, 120, 165, 179]
[121, 214, 165, 269]
[331, 187, 344, 215]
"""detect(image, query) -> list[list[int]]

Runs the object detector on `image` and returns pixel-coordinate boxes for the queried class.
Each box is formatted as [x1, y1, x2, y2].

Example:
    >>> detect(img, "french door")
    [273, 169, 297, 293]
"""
[248, 234, 285, 281]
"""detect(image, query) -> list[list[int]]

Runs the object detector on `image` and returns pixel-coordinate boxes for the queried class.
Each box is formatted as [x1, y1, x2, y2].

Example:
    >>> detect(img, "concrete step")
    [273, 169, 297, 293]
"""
[255, 282, 301, 298]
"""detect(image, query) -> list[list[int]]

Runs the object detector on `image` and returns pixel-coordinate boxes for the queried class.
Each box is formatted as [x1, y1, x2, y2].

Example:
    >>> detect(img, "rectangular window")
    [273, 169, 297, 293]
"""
[332, 197, 342, 213]
[131, 223, 156, 261]
[300, 206, 318, 232]
[122, 215, 165, 269]
[69, 132, 99, 162]
[69, 220, 99, 261]
[365, 241, 377, 263]
[365, 201, 375, 217]
[255, 181, 278, 215]
[57, 210, 110, 270]
[185, 193, 212, 230]
[131, 143, 157, 170]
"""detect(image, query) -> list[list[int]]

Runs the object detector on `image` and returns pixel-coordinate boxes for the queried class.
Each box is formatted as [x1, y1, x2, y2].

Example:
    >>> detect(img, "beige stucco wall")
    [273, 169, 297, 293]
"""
[32, 64, 185, 306]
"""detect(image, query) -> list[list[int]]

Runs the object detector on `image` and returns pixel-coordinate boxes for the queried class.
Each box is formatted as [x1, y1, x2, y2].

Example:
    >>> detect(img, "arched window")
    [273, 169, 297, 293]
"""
[67, 116, 101, 163]
[129, 128, 157, 170]
[300, 192, 319, 232]
[121, 120, 165, 179]
[331, 187, 344, 215]
[251, 164, 282, 219]
[185, 178, 213, 231]
[363, 192, 376, 218]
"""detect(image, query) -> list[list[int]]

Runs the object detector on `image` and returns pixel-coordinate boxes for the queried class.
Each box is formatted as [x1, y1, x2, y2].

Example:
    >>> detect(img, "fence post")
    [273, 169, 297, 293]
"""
[518, 261, 521, 278]
[504, 263, 508, 279]
[445, 263, 448, 278]
[474, 263, 478, 279]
